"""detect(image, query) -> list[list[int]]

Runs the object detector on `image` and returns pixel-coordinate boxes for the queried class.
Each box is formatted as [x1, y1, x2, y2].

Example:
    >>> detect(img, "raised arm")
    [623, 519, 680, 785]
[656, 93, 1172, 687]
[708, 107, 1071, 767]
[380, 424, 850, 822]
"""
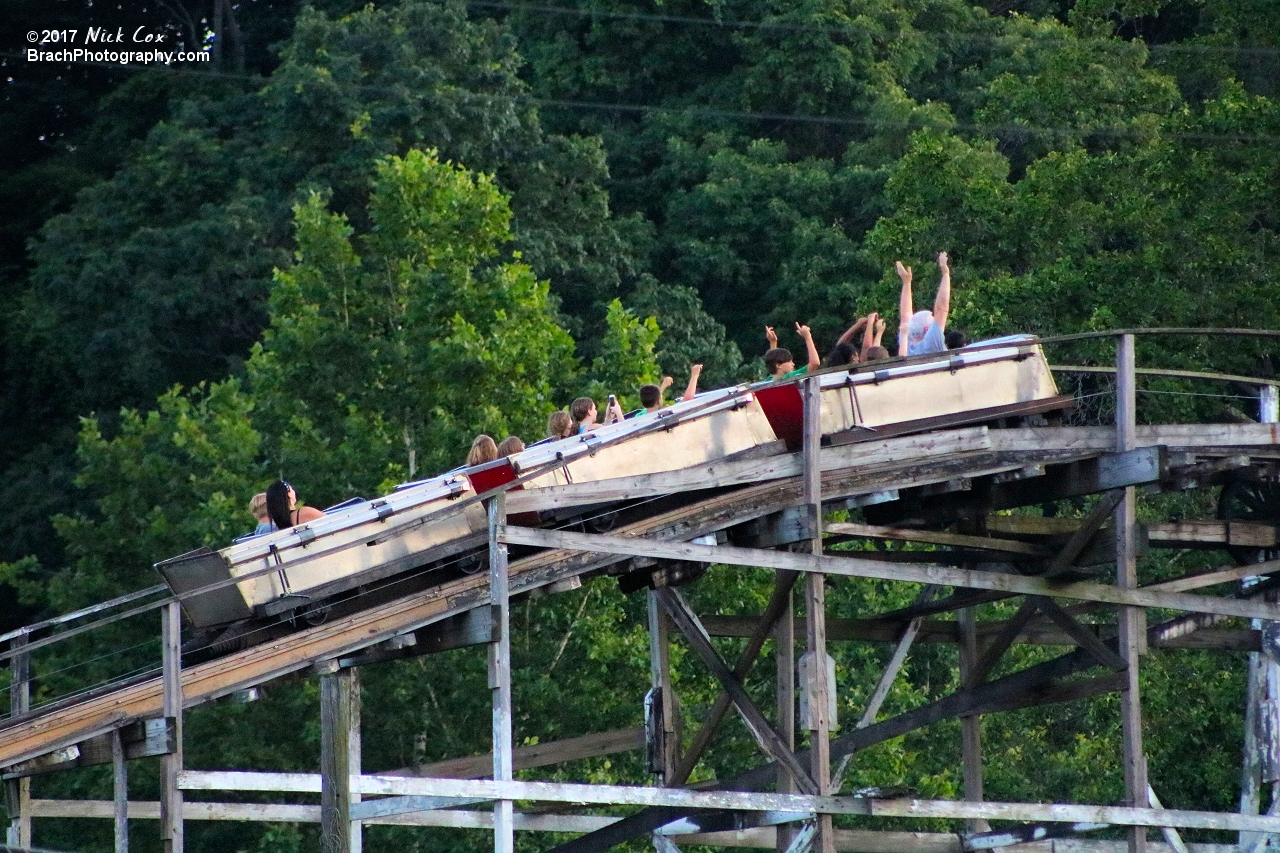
[796, 323, 820, 373]
[932, 251, 951, 333]
[860, 312, 878, 359]
[872, 315, 886, 347]
[682, 364, 702, 401]
[896, 261, 913, 357]
[836, 316, 869, 346]
[764, 326, 778, 350]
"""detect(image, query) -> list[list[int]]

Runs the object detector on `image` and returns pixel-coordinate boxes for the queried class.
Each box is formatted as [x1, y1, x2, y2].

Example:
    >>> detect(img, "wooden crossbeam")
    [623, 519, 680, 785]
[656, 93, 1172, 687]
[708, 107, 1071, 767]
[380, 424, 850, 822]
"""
[176, 770, 1280, 833]
[1031, 598, 1128, 671]
[499, 528, 1280, 621]
[968, 600, 1040, 686]
[825, 523, 1048, 556]
[384, 728, 646, 780]
[1147, 521, 1279, 550]
[697, 615, 1260, 652]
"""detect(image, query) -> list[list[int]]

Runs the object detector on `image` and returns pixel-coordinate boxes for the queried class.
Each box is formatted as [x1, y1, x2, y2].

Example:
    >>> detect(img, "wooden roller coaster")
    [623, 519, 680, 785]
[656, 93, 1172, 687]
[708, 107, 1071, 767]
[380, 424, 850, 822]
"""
[5, 331, 1280, 853]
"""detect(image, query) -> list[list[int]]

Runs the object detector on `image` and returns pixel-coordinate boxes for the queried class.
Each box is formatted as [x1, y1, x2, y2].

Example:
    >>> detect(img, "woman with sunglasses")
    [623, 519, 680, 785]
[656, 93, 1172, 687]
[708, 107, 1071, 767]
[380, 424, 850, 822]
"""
[265, 480, 326, 531]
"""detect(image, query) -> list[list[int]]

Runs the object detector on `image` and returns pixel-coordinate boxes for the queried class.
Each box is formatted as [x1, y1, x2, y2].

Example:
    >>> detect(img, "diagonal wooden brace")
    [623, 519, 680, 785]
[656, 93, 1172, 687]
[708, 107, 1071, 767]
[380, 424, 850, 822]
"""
[656, 587, 818, 795]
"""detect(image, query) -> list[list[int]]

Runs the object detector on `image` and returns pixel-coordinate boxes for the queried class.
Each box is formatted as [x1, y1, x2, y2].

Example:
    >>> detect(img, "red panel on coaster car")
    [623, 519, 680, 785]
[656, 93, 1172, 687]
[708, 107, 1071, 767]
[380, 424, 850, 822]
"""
[753, 382, 805, 450]
[467, 458, 519, 494]
[466, 458, 540, 526]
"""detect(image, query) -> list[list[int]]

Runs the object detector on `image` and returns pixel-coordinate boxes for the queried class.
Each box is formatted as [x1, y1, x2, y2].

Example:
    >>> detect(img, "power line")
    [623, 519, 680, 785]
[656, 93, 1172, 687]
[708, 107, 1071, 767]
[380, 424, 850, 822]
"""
[516, 94, 1280, 144]
[464, 0, 1280, 58]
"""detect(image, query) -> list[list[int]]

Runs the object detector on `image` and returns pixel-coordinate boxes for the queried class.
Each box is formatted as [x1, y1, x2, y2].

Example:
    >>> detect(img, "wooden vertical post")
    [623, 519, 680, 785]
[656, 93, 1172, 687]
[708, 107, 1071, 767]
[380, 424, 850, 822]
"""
[647, 590, 679, 783]
[957, 606, 989, 834]
[1261, 386, 1280, 426]
[776, 581, 797, 853]
[802, 376, 835, 853]
[160, 601, 184, 853]
[489, 493, 514, 853]
[5, 630, 30, 849]
[1241, 384, 1280, 850]
[112, 726, 128, 853]
[1115, 334, 1148, 853]
[349, 668, 363, 853]
[320, 668, 356, 853]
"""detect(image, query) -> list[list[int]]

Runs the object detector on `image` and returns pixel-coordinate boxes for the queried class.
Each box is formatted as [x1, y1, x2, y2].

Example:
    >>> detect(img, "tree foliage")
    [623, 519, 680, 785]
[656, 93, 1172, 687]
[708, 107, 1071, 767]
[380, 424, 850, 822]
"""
[4, 0, 1280, 848]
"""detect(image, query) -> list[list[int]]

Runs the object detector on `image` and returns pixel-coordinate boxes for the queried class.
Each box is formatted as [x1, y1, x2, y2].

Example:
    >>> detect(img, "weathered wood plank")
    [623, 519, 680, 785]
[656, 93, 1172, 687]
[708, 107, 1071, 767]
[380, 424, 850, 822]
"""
[1032, 598, 1128, 671]
[320, 669, 356, 853]
[698, 615, 1260, 651]
[825, 523, 1048, 556]
[2, 718, 175, 780]
[175, 771, 1280, 833]
[1116, 333, 1149, 853]
[388, 727, 644, 780]
[160, 601, 183, 853]
[1147, 521, 1278, 550]
[499, 527, 1280, 621]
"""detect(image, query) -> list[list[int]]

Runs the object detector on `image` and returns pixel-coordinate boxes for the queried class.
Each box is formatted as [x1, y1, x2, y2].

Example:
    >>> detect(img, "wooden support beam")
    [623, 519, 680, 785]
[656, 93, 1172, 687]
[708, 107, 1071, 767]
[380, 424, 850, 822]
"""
[958, 606, 988, 834]
[3, 717, 175, 780]
[1032, 598, 1128, 671]
[5, 630, 30, 850]
[777, 576, 797, 853]
[699, 614, 1260, 652]
[870, 589, 1018, 621]
[20, 801, 1244, 852]
[489, 493, 515, 853]
[1146, 521, 1279, 550]
[963, 820, 1108, 850]
[175, 769, 1280, 834]
[824, 523, 1048, 556]
[500, 527, 1280, 622]
[349, 665, 363, 853]
[387, 728, 646, 780]
[1047, 491, 1126, 576]
[112, 728, 128, 853]
[1116, 334, 1149, 853]
[670, 572, 799, 787]
[859, 588, 938, 732]
[803, 375, 836, 853]
[349, 795, 487, 821]
[160, 601, 183, 853]
[1241, 386, 1280, 852]
[968, 600, 1039, 686]
[1147, 786, 1190, 853]
[320, 668, 357, 853]
[647, 590, 679, 783]
[657, 587, 816, 794]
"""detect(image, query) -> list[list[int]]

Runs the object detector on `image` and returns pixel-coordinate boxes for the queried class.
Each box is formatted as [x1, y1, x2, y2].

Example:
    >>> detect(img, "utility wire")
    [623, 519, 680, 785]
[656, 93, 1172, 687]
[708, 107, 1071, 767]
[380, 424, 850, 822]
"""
[464, 0, 1280, 58]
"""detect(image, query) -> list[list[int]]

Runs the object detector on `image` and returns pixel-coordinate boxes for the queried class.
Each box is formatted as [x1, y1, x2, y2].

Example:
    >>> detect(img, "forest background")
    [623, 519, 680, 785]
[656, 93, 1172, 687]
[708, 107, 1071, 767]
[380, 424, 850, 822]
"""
[1, 0, 1279, 849]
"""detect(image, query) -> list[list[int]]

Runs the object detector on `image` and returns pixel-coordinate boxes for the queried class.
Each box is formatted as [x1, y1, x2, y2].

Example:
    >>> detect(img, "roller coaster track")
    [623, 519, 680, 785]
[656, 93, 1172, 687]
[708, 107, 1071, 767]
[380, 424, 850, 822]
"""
[5, 335, 1280, 852]
[3, 419, 1277, 770]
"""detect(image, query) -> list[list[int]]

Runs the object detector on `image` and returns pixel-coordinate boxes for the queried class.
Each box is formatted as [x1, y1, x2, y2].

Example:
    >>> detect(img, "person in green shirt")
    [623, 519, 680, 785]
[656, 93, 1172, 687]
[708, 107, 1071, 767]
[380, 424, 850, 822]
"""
[763, 322, 821, 379]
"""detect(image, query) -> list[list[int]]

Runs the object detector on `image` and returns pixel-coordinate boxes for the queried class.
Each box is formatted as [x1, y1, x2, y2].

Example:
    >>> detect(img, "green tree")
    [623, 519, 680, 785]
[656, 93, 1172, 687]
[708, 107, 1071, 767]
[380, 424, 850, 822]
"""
[250, 149, 577, 496]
